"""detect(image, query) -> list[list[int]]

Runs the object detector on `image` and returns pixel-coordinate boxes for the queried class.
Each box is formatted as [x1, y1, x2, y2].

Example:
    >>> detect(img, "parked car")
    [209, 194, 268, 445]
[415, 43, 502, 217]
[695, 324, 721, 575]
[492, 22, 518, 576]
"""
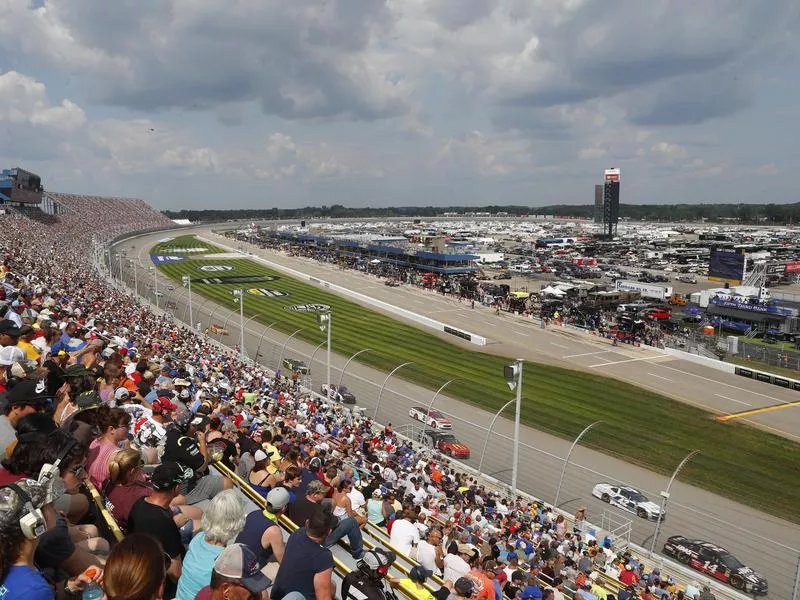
[418, 429, 470, 458]
[282, 358, 309, 374]
[320, 383, 356, 404]
[408, 406, 452, 430]
[591, 483, 665, 520]
[662, 536, 768, 595]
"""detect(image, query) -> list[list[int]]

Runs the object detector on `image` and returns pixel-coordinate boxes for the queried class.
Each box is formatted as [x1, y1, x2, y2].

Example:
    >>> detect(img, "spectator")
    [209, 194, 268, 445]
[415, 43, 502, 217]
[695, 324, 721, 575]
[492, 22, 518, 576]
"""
[236, 486, 289, 580]
[128, 461, 192, 599]
[0, 477, 99, 598]
[390, 564, 452, 600]
[176, 489, 246, 600]
[195, 543, 272, 600]
[390, 509, 421, 556]
[102, 533, 167, 600]
[272, 505, 336, 600]
[104, 448, 151, 529]
[417, 527, 445, 576]
[0, 377, 49, 457]
[342, 548, 396, 600]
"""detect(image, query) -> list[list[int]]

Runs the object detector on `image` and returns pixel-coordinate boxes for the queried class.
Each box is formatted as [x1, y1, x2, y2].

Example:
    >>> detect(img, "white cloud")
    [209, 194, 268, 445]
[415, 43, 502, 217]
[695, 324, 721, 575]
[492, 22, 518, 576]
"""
[0, 71, 86, 133]
[0, 1, 797, 207]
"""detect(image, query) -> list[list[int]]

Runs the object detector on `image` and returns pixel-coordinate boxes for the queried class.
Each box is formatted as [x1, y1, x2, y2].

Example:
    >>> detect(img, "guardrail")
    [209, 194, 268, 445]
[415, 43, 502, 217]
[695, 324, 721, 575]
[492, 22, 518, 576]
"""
[84, 479, 124, 543]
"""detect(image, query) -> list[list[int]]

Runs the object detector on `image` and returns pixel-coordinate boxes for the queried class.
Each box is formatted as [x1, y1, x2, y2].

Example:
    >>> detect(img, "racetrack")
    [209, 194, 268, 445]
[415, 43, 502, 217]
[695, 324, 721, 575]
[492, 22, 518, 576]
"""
[120, 227, 800, 600]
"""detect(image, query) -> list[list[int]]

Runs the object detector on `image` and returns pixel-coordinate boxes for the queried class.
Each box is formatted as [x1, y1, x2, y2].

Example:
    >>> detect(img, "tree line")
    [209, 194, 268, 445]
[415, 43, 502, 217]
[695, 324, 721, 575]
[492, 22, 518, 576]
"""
[164, 202, 800, 224]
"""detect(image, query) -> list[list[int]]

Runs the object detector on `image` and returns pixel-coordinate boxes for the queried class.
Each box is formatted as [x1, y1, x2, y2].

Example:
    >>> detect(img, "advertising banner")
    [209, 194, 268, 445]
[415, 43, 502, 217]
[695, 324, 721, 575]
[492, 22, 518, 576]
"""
[150, 254, 188, 264]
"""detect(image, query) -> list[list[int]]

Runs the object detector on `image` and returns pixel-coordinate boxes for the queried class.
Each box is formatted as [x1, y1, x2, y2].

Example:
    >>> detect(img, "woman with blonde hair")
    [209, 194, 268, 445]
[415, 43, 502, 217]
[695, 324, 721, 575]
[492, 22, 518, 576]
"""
[176, 489, 246, 600]
[103, 533, 167, 600]
[105, 448, 151, 529]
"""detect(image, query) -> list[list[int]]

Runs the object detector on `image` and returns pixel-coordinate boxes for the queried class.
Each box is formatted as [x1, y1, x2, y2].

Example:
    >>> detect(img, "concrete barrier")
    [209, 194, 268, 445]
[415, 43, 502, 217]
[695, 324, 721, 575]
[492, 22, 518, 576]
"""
[202, 234, 488, 346]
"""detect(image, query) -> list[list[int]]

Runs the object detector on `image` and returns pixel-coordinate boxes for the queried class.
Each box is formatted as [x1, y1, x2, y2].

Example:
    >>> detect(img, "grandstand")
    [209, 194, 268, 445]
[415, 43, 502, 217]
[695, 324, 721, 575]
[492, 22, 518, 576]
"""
[0, 194, 764, 600]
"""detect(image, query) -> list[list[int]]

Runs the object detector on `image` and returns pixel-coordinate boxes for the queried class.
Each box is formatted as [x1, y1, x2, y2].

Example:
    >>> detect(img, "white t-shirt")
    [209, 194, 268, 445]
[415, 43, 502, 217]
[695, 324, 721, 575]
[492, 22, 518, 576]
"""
[416, 540, 440, 575]
[348, 487, 366, 512]
[443, 553, 470, 583]
[389, 518, 420, 556]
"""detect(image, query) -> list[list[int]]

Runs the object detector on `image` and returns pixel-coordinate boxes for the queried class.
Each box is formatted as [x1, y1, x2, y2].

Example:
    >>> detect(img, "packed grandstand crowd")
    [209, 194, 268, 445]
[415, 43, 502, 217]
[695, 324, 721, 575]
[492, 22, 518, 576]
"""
[0, 198, 719, 600]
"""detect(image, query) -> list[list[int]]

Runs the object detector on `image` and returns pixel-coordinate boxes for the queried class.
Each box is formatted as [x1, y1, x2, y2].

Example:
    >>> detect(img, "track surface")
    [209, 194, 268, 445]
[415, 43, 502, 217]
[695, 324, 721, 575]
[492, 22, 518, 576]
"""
[123, 228, 799, 599]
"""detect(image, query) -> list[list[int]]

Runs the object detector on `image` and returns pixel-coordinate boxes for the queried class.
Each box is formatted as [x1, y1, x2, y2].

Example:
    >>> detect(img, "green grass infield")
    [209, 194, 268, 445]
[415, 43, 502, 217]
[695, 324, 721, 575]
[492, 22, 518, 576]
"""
[153, 236, 800, 522]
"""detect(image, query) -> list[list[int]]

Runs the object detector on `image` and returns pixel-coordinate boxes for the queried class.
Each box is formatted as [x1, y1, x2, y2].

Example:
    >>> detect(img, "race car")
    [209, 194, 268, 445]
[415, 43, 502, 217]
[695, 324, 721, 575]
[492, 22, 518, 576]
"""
[418, 429, 470, 459]
[282, 358, 309, 374]
[663, 536, 768, 595]
[384, 279, 400, 287]
[408, 406, 452, 430]
[591, 483, 665, 520]
[320, 383, 356, 404]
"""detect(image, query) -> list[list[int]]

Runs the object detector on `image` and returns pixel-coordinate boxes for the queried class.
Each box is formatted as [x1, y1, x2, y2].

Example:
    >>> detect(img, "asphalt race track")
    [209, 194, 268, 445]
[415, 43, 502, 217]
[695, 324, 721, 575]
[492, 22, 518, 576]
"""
[120, 227, 800, 599]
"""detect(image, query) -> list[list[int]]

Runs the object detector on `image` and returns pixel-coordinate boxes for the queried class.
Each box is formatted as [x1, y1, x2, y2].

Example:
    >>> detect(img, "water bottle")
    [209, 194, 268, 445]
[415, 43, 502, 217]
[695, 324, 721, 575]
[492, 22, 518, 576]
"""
[82, 583, 104, 600]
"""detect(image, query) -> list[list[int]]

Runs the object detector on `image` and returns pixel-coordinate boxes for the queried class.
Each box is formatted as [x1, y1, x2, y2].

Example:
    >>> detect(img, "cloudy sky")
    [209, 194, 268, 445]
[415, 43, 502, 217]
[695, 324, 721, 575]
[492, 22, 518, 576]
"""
[1, 1, 798, 210]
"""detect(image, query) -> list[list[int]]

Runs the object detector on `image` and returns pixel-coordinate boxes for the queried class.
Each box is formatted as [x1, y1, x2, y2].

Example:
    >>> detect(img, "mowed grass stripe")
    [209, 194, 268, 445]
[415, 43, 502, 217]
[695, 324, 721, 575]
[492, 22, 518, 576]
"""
[157, 248, 800, 521]
[150, 234, 224, 255]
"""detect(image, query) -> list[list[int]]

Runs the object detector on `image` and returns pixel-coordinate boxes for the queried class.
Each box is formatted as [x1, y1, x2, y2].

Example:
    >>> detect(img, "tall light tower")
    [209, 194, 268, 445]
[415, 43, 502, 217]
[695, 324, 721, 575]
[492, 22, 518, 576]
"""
[319, 311, 332, 390]
[504, 358, 524, 498]
[232, 289, 245, 357]
[182, 275, 193, 329]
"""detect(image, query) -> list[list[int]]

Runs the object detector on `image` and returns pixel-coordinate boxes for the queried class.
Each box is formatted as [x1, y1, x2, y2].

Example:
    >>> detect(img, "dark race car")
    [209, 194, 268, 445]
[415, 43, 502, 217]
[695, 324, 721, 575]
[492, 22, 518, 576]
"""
[662, 536, 767, 595]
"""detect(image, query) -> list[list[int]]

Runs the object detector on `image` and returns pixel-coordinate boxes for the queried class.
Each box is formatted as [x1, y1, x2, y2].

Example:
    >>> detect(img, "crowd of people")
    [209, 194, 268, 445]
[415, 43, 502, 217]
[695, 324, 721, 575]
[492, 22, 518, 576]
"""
[0, 199, 719, 600]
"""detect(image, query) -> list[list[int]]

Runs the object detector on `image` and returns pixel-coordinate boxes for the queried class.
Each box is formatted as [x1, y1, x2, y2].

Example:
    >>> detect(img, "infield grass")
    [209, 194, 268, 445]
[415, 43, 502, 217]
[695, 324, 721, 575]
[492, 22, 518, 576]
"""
[154, 235, 800, 522]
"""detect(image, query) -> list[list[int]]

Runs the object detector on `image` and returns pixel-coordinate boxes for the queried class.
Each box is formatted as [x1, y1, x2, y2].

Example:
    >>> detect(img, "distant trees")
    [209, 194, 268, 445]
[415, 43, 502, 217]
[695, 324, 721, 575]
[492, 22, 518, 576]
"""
[163, 202, 800, 224]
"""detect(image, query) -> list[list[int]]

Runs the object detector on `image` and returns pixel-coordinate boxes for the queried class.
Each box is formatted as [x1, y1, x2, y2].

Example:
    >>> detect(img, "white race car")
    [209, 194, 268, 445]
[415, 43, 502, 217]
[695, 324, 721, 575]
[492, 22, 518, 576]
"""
[408, 406, 452, 430]
[591, 483, 665, 521]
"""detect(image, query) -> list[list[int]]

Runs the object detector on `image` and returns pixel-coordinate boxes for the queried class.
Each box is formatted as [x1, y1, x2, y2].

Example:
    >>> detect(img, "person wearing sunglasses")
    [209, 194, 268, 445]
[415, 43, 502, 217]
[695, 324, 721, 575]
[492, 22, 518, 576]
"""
[195, 543, 272, 600]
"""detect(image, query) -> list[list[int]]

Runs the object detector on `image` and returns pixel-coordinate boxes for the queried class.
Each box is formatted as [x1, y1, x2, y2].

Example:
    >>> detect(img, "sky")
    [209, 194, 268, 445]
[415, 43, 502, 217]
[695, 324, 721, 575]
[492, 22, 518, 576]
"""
[1, 0, 799, 210]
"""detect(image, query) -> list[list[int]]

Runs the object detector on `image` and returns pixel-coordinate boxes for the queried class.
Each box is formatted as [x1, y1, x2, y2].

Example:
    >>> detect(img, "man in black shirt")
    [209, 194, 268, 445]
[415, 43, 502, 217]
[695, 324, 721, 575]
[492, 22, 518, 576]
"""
[286, 478, 327, 527]
[272, 506, 336, 600]
[128, 461, 192, 599]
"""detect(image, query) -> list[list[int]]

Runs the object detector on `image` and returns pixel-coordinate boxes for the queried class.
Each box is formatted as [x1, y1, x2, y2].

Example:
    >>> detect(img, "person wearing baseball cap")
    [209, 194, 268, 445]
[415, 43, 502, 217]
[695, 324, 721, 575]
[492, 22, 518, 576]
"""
[0, 378, 49, 457]
[0, 319, 22, 345]
[195, 543, 272, 600]
[235, 487, 290, 580]
[390, 564, 453, 600]
[128, 461, 194, 598]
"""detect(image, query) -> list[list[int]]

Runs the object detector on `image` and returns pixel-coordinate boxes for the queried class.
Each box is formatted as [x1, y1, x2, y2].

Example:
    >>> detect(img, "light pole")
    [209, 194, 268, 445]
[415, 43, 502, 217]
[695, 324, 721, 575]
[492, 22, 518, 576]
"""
[650, 450, 700, 555]
[554, 421, 602, 508]
[318, 312, 332, 391]
[149, 267, 159, 309]
[255, 320, 283, 362]
[336, 348, 372, 392]
[232, 289, 245, 357]
[239, 312, 263, 357]
[374, 362, 414, 419]
[308, 340, 328, 383]
[129, 260, 138, 298]
[425, 379, 458, 422]
[182, 275, 193, 330]
[478, 398, 516, 474]
[278, 327, 310, 369]
[504, 358, 524, 498]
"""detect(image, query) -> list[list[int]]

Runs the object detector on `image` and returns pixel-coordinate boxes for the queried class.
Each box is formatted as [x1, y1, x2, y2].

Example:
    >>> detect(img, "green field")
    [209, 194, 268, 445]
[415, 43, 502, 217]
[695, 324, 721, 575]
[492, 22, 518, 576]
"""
[153, 235, 800, 522]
